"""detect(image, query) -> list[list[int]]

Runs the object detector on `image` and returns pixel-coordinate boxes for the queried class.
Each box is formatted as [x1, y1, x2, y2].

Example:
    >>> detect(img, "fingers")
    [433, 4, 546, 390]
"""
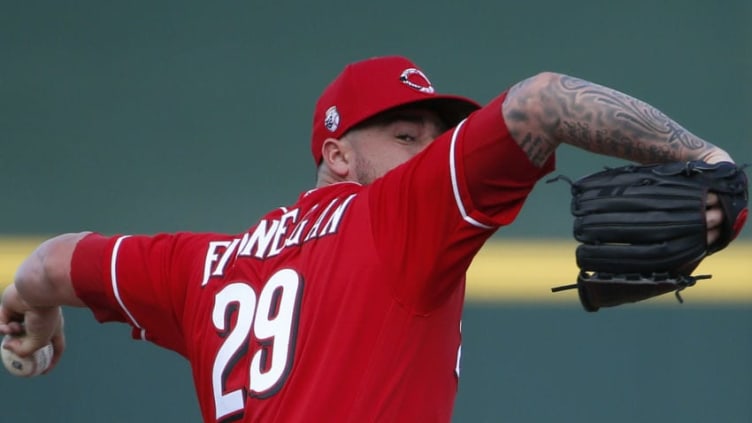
[706, 207, 723, 230]
[2, 307, 63, 357]
[44, 335, 65, 374]
[1, 335, 27, 356]
[0, 285, 26, 335]
[707, 228, 721, 246]
[0, 316, 17, 336]
[17, 308, 62, 357]
[706, 194, 723, 245]
[0, 321, 25, 335]
[45, 312, 65, 373]
[706, 192, 719, 207]
[0, 285, 66, 374]
[2, 333, 44, 358]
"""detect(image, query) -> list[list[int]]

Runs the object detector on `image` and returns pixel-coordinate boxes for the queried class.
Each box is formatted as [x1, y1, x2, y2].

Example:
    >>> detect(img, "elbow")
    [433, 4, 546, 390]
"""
[503, 71, 567, 162]
[42, 244, 74, 293]
[15, 232, 88, 307]
[518, 71, 564, 92]
[505, 71, 565, 123]
[528, 71, 562, 84]
[13, 249, 47, 303]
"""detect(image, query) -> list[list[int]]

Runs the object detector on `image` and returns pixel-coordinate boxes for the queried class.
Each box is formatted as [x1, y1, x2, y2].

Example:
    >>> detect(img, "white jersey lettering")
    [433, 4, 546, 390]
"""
[303, 199, 339, 242]
[202, 240, 236, 287]
[203, 194, 357, 287]
[268, 208, 299, 257]
[238, 219, 280, 258]
[318, 194, 356, 236]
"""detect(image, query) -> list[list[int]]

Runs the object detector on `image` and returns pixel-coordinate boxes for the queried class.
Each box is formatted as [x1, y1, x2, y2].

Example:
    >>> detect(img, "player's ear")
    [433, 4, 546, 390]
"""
[321, 137, 351, 177]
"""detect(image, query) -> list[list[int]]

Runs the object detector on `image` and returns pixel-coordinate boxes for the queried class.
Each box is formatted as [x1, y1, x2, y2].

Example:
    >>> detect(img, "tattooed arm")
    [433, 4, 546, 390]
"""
[502, 72, 733, 167]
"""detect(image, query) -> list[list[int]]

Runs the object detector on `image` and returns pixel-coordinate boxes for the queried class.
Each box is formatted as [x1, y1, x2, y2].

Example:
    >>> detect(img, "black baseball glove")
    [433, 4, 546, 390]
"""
[552, 161, 748, 311]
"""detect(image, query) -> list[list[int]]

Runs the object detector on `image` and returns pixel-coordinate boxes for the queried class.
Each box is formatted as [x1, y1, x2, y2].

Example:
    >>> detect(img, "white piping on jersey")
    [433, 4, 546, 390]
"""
[449, 119, 494, 230]
[303, 181, 361, 197]
[111, 235, 147, 340]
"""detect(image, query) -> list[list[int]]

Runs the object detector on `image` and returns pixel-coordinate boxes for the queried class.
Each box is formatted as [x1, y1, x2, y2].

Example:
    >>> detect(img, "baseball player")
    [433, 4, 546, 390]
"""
[0, 56, 737, 422]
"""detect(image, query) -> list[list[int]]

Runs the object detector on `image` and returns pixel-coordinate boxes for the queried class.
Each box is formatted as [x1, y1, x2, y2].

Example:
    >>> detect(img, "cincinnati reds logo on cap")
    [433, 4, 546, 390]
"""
[400, 68, 435, 94]
[324, 106, 340, 132]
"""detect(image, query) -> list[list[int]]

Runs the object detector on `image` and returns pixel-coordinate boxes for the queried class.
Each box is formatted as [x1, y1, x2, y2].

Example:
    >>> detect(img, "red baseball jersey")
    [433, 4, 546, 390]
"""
[70, 93, 554, 422]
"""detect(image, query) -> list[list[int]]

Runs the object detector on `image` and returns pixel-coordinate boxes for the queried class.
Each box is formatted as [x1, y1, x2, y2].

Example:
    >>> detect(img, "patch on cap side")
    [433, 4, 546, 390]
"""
[324, 106, 340, 132]
[400, 68, 435, 94]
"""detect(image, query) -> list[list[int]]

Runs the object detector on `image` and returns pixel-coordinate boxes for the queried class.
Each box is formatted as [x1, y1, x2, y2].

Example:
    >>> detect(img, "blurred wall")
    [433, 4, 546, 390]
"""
[2, 305, 749, 423]
[1, 0, 750, 237]
[1, 1, 750, 422]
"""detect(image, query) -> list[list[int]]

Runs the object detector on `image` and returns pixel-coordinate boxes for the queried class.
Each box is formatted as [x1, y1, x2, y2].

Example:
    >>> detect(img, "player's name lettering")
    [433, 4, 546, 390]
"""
[201, 193, 357, 286]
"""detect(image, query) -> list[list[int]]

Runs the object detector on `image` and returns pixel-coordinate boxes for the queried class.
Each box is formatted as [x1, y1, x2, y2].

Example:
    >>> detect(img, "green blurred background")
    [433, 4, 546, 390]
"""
[1, 0, 750, 422]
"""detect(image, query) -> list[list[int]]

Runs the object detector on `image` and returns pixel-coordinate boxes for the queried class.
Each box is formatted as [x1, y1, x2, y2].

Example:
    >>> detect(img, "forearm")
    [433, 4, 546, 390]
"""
[502, 72, 733, 166]
[13, 233, 89, 309]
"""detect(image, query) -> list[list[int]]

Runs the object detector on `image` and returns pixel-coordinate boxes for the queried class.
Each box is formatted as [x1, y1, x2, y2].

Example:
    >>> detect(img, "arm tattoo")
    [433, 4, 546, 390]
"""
[503, 73, 714, 165]
[503, 78, 561, 165]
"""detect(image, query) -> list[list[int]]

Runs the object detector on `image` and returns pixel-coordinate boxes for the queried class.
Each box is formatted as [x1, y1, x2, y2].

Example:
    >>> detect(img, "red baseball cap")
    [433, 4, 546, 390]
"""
[311, 56, 481, 164]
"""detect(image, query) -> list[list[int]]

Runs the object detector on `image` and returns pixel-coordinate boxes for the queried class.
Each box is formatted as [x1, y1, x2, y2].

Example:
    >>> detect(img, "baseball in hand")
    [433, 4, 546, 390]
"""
[1, 336, 53, 377]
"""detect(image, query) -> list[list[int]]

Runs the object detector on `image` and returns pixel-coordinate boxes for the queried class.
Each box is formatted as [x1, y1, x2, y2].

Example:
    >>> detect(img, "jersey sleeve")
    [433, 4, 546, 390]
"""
[456, 93, 556, 223]
[70, 231, 229, 356]
[366, 93, 555, 312]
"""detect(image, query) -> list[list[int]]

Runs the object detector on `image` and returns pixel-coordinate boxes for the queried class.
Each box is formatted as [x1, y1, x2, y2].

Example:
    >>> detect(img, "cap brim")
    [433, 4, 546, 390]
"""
[394, 96, 481, 130]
